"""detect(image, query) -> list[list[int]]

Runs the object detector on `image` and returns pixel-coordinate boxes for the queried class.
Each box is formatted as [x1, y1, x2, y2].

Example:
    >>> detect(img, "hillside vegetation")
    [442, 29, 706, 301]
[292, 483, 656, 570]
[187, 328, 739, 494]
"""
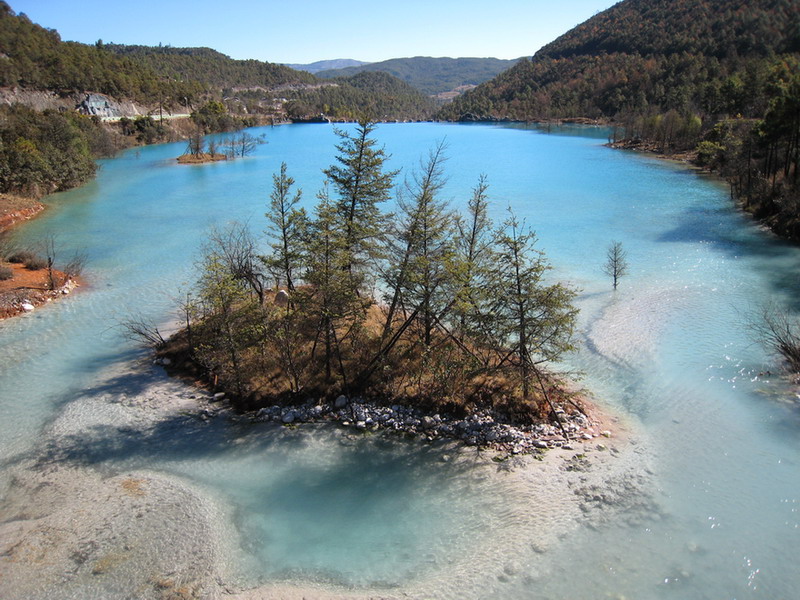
[440, 0, 799, 121]
[0, 4, 203, 106]
[282, 71, 436, 120]
[439, 0, 800, 239]
[104, 44, 316, 91]
[0, 2, 434, 122]
[102, 45, 435, 120]
[318, 56, 519, 96]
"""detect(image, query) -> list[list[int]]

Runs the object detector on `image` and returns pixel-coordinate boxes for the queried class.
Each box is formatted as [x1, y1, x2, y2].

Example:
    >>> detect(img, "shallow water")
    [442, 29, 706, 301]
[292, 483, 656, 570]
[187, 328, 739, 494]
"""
[1, 122, 799, 598]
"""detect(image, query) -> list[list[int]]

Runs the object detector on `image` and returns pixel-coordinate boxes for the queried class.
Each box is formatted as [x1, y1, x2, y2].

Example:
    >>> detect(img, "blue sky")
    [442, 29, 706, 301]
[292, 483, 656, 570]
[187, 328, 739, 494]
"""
[10, 0, 618, 64]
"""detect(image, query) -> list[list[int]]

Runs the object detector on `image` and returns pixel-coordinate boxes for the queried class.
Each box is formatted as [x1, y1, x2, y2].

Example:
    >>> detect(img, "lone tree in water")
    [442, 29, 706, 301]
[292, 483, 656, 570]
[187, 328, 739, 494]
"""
[603, 240, 628, 290]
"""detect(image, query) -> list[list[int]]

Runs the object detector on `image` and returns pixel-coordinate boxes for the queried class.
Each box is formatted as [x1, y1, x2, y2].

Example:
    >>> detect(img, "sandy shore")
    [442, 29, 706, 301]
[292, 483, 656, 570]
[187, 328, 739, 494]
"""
[0, 360, 653, 600]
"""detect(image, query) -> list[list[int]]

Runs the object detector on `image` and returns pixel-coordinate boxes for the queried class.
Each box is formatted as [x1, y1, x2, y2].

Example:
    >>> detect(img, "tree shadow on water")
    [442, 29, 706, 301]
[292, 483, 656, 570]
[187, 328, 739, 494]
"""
[656, 205, 800, 308]
[34, 413, 475, 488]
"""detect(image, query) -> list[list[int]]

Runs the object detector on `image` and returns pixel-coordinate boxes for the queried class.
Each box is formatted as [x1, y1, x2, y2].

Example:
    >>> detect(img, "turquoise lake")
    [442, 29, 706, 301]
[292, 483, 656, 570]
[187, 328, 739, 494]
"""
[1, 122, 799, 599]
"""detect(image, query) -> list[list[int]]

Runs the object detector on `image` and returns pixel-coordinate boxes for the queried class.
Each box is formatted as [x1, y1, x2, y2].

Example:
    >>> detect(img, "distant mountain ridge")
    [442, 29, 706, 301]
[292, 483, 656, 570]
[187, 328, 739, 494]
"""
[285, 59, 371, 73]
[317, 56, 520, 96]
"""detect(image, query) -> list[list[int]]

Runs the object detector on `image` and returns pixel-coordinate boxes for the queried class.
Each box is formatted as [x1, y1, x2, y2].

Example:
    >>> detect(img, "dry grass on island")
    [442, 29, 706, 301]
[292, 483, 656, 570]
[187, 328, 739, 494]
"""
[176, 152, 228, 165]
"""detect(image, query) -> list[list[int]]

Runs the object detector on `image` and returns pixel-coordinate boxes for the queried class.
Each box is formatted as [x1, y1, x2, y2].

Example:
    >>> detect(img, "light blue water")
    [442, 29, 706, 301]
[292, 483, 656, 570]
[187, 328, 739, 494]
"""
[1, 122, 799, 598]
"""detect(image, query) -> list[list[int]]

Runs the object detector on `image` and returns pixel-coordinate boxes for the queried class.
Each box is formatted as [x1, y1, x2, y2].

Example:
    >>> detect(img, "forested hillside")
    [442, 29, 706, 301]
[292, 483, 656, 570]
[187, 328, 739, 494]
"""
[440, 0, 799, 121]
[285, 71, 435, 120]
[440, 0, 800, 239]
[318, 56, 519, 96]
[0, 2, 433, 121]
[105, 44, 316, 91]
[0, 4, 203, 106]
[105, 46, 435, 120]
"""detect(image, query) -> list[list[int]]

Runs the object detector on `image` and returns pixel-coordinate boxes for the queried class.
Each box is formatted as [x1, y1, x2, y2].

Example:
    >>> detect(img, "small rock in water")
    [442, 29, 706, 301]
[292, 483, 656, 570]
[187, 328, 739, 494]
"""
[21, 302, 35, 312]
[601, 430, 612, 438]
[213, 392, 226, 401]
[281, 411, 295, 424]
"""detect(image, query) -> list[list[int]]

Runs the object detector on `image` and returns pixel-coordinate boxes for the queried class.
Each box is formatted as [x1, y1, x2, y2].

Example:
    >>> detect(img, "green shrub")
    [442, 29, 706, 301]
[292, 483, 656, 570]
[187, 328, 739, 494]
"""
[0, 265, 12, 280]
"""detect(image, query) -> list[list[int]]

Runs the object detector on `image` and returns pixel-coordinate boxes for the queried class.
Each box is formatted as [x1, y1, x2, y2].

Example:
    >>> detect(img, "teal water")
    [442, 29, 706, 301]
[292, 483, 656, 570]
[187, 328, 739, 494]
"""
[1, 122, 799, 598]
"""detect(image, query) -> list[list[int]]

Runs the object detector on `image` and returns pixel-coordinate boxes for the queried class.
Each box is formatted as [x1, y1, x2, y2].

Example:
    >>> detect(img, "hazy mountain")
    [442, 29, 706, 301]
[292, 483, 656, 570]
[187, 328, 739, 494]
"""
[284, 59, 371, 73]
[316, 56, 520, 96]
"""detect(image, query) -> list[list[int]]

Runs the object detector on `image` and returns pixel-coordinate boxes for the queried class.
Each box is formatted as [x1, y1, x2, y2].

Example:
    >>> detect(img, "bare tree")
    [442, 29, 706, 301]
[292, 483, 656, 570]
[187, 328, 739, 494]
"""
[62, 250, 87, 279]
[120, 314, 167, 349]
[603, 240, 628, 290]
[207, 223, 268, 304]
[42, 235, 57, 290]
[235, 132, 264, 157]
[749, 302, 800, 373]
[207, 137, 219, 158]
[186, 129, 205, 156]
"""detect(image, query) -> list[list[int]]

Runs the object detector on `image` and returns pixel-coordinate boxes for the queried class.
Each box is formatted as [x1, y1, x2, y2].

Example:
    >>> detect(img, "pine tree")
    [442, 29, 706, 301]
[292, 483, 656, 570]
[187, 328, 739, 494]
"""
[450, 175, 495, 356]
[323, 119, 398, 289]
[490, 209, 577, 400]
[304, 185, 363, 385]
[396, 142, 454, 348]
[263, 162, 307, 291]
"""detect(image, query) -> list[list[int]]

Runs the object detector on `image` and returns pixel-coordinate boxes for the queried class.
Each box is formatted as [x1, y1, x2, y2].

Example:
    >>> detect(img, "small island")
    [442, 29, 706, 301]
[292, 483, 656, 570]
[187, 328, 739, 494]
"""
[176, 130, 265, 164]
[147, 121, 598, 454]
[176, 152, 227, 164]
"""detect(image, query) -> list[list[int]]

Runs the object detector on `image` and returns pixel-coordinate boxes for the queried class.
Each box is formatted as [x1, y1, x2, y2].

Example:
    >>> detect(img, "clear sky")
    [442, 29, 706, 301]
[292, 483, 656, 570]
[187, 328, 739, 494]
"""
[9, 0, 618, 64]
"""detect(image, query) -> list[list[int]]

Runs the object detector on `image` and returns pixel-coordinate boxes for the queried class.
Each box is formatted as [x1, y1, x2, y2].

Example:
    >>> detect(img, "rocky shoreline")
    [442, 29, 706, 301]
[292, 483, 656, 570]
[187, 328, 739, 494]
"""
[171, 370, 612, 456]
[0, 197, 45, 233]
[0, 271, 79, 320]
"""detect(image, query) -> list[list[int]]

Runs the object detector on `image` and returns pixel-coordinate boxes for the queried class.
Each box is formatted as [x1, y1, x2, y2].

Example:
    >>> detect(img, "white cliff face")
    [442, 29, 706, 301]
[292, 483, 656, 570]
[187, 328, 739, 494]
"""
[0, 87, 147, 118]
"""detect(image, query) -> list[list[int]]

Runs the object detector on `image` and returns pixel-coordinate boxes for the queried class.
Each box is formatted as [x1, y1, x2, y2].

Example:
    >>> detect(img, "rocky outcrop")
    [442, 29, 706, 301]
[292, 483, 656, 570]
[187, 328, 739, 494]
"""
[0, 88, 147, 119]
